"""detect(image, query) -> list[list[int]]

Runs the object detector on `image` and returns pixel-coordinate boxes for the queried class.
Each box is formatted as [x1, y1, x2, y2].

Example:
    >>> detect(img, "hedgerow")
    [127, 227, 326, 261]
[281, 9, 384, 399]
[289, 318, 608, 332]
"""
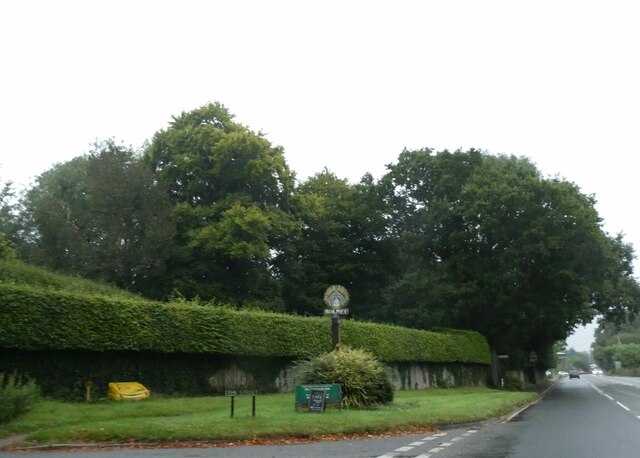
[0, 284, 490, 364]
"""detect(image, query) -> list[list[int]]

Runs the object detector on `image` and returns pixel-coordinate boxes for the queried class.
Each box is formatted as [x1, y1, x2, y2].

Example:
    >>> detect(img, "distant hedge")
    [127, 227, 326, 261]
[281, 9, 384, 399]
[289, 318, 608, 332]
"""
[0, 284, 490, 364]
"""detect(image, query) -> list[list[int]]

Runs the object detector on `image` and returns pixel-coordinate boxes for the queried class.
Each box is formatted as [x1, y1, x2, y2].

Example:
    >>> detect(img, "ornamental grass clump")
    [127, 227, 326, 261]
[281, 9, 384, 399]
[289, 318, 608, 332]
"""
[295, 346, 394, 408]
[0, 372, 41, 423]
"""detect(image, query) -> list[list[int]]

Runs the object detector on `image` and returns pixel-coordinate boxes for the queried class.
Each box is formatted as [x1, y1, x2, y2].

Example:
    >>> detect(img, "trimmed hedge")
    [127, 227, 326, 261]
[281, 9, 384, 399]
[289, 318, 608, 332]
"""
[0, 284, 490, 364]
[0, 259, 138, 299]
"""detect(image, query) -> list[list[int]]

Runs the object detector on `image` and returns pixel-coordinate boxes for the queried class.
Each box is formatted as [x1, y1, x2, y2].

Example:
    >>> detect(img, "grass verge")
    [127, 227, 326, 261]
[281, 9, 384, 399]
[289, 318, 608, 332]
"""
[1, 388, 536, 447]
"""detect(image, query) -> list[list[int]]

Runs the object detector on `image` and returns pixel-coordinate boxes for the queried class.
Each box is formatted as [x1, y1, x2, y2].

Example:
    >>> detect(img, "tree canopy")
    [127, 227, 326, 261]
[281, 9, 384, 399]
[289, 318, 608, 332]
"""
[143, 103, 296, 308]
[18, 140, 176, 297]
[7, 103, 640, 376]
[377, 149, 639, 365]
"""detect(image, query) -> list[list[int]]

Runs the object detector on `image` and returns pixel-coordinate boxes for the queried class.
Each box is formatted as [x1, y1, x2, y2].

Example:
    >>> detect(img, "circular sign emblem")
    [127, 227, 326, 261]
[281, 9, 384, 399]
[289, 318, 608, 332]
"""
[323, 285, 350, 309]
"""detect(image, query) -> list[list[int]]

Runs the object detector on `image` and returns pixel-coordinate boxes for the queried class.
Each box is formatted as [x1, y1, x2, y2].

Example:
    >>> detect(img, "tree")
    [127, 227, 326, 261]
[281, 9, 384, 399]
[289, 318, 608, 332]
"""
[378, 149, 640, 381]
[22, 140, 176, 297]
[274, 169, 394, 316]
[144, 103, 296, 308]
[0, 180, 23, 251]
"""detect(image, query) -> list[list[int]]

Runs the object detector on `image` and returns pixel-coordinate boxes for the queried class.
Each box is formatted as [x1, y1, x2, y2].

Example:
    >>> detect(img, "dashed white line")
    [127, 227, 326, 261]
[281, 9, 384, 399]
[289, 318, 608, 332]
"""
[378, 429, 475, 458]
[617, 401, 631, 411]
[605, 394, 614, 400]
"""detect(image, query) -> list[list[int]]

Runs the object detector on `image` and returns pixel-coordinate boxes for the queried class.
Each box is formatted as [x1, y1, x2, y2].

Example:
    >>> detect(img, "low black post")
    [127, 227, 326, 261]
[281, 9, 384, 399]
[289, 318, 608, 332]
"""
[252, 395, 256, 417]
[230, 395, 235, 417]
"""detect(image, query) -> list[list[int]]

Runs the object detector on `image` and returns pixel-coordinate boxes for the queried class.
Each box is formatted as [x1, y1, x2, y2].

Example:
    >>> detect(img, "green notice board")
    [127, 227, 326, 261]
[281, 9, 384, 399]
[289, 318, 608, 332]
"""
[295, 384, 341, 410]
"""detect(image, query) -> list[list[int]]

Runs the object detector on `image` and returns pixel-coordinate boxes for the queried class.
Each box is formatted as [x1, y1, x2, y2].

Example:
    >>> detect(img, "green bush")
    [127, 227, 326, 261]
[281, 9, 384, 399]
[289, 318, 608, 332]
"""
[501, 376, 524, 391]
[0, 372, 40, 423]
[295, 346, 394, 408]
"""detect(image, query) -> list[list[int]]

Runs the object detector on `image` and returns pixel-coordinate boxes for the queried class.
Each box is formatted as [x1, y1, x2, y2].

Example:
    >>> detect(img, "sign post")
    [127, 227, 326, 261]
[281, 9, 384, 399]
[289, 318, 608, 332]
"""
[225, 390, 259, 417]
[323, 285, 350, 349]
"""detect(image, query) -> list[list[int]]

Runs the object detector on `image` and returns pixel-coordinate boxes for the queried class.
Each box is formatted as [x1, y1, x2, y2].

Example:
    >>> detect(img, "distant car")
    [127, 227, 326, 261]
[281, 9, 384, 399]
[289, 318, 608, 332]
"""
[592, 368, 603, 376]
[569, 369, 580, 379]
[558, 370, 568, 376]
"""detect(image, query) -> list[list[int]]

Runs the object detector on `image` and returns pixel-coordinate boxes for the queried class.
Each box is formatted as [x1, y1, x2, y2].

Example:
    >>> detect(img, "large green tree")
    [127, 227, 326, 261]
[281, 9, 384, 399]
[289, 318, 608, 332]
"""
[144, 103, 296, 308]
[378, 149, 639, 375]
[22, 140, 176, 296]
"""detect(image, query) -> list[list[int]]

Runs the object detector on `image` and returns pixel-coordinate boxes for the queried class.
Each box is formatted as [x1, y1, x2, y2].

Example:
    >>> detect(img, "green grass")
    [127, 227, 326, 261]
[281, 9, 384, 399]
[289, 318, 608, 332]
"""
[0, 388, 536, 446]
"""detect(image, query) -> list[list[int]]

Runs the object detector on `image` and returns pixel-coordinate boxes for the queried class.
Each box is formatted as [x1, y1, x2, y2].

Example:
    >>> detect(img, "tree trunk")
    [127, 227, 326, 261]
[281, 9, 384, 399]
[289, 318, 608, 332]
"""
[490, 347, 499, 387]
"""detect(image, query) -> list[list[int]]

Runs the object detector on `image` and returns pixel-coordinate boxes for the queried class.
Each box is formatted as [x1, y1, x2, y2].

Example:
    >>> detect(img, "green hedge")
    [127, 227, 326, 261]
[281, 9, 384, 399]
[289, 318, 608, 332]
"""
[0, 259, 138, 298]
[0, 284, 490, 364]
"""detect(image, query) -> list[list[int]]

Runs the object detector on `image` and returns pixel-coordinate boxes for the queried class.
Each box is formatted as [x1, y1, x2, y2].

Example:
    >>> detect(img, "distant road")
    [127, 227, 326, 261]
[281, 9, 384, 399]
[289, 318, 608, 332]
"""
[4, 375, 640, 457]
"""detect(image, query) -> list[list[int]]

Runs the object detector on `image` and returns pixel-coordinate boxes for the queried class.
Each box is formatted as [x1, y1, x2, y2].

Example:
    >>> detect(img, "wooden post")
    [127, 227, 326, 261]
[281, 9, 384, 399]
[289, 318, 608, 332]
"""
[331, 314, 341, 350]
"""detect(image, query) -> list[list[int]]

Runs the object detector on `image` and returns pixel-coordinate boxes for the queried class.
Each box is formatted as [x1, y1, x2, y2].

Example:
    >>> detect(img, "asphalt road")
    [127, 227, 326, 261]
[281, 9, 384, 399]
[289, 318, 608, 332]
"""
[3, 375, 640, 457]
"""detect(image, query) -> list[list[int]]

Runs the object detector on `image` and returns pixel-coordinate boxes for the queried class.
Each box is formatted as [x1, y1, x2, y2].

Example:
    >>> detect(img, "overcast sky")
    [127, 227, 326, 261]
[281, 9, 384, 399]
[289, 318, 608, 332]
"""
[2, 1, 638, 352]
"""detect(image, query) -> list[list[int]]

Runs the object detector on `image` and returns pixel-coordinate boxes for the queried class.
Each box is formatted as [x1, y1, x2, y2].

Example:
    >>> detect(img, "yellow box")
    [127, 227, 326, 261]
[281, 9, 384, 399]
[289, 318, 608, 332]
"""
[108, 382, 150, 400]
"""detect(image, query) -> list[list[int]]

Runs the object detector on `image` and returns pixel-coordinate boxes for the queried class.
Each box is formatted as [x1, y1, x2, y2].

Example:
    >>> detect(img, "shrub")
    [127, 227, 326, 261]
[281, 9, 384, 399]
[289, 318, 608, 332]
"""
[295, 346, 394, 408]
[0, 372, 40, 423]
[502, 376, 524, 391]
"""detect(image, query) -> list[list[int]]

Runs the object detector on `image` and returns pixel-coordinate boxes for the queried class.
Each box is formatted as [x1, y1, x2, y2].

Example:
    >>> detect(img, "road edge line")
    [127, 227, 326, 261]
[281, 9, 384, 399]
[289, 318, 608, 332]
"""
[502, 382, 557, 423]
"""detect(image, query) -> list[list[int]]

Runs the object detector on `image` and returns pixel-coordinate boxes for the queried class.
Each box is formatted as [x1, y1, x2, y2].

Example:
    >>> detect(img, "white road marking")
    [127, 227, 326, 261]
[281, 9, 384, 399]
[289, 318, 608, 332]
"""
[380, 428, 475, 458]
[617, 401, 631, 411]
[605, 394, 614, 400]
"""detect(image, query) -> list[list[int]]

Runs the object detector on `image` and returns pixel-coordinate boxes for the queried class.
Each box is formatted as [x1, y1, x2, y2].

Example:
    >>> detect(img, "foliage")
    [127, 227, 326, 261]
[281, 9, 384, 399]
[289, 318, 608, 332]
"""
[501, 377, 524, 391]
[593, 343, 640, 372]
[20, 140, 176, 298]
[0, 182, 23, 252]
[295, 346, 394, 408]
[144, 103, 296, 307]
[0, 283, 489, 364]
[0, 233, 15, 261]
[275, 169, 394, 316]
[0, 372, 40, 423]
[0, 258, 139, 298]
[377, 148, 640, 362]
